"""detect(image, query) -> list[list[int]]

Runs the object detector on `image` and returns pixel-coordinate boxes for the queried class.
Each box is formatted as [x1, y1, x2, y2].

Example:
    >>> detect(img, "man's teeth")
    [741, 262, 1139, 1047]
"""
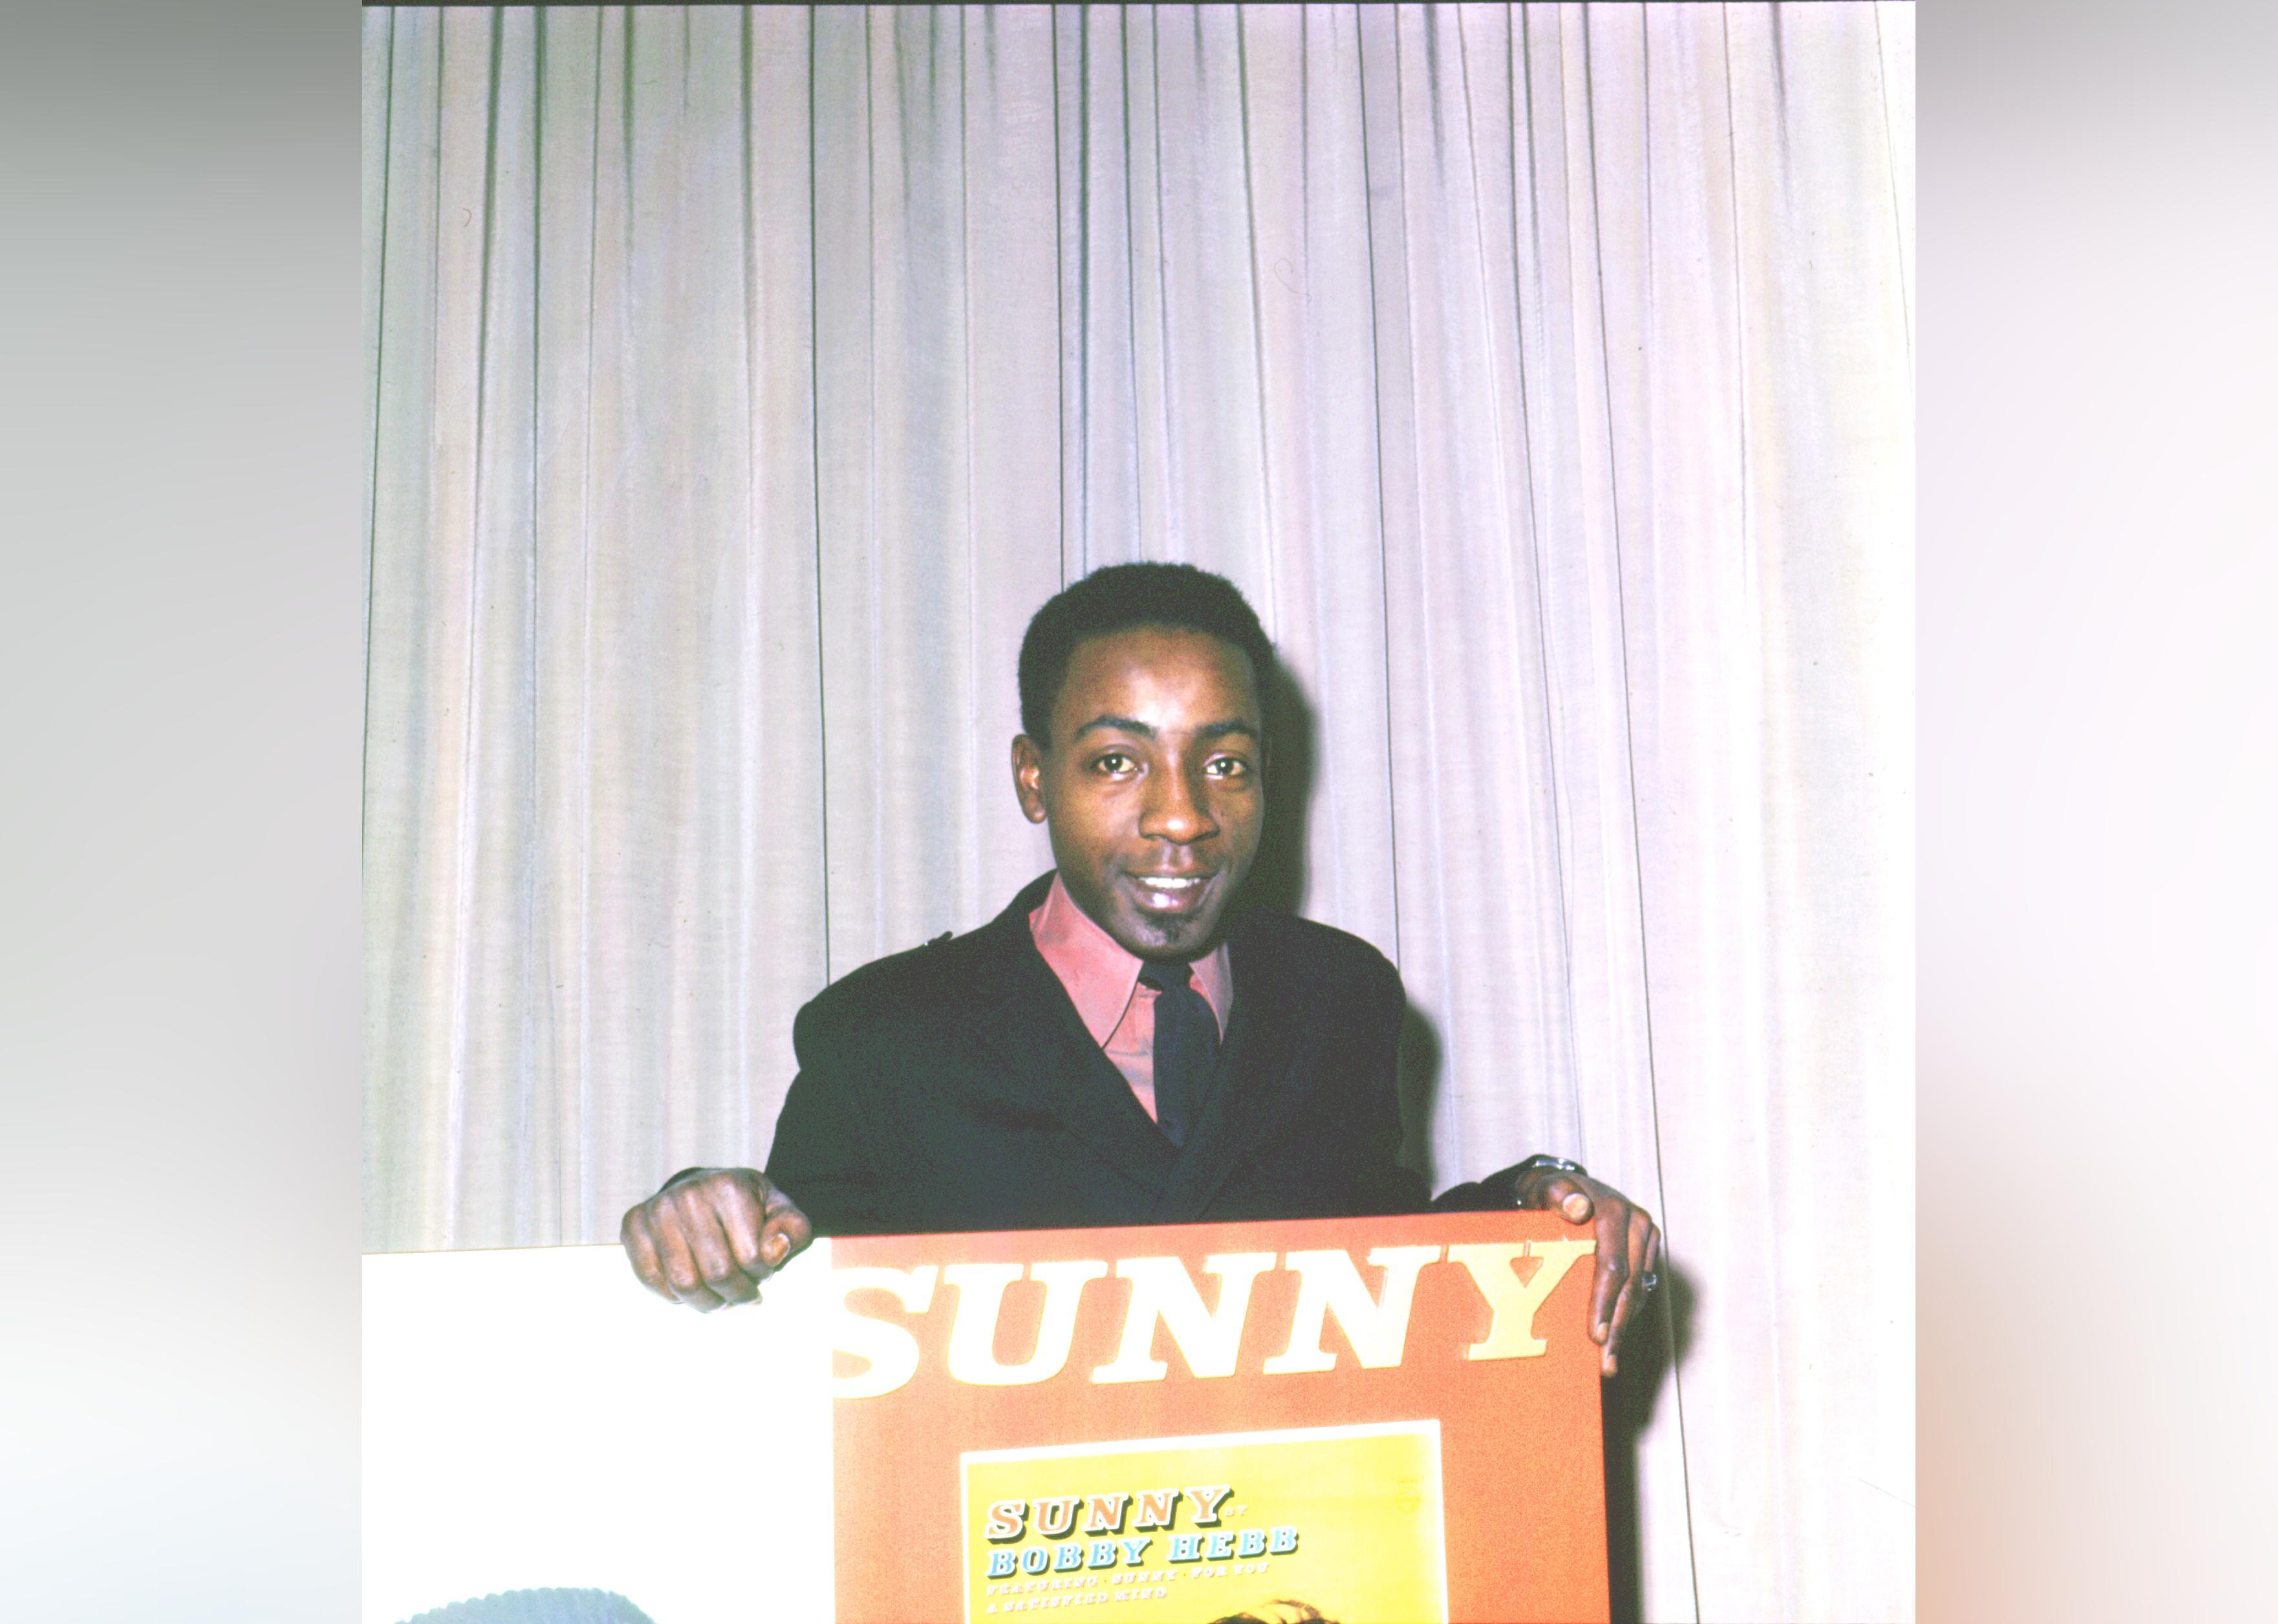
[1134, 876, 1205, 906]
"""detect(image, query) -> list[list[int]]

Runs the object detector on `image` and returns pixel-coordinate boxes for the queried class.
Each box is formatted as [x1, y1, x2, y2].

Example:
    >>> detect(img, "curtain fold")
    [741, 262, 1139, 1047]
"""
[363, 8, 1912, 1619]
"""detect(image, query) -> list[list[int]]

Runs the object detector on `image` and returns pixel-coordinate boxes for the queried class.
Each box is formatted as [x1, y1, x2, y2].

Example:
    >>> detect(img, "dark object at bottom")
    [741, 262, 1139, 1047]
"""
[1206, 1603, 1337, 1624]
[397, 1588, 656, 1624]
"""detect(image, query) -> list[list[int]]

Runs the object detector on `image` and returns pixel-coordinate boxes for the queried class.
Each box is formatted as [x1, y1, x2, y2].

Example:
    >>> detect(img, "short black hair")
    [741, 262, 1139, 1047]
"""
[1017, 561, 1277, 746]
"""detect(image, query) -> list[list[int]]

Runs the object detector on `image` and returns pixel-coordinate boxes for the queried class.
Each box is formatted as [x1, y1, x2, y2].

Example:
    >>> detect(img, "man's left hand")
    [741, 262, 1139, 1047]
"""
[1514, 1168, 1662, 1377]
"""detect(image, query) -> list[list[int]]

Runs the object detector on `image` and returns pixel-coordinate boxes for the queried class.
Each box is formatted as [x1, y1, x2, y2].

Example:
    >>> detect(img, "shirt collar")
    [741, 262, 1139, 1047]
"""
[1028, 872, 1231, 1043]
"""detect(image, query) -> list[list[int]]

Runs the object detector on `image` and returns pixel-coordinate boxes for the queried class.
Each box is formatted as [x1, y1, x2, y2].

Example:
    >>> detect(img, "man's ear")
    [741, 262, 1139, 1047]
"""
[1011, 735, 1049, 824]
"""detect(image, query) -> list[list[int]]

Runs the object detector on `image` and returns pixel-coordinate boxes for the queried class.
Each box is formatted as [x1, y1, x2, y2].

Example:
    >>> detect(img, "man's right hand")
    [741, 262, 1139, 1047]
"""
[620, 1167, 814, 1311]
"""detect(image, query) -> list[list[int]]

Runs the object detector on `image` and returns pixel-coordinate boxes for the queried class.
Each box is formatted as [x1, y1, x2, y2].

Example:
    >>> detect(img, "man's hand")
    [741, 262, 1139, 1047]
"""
[1514, 1168, 1662, 1377]
[620, 1167, 814, 1312]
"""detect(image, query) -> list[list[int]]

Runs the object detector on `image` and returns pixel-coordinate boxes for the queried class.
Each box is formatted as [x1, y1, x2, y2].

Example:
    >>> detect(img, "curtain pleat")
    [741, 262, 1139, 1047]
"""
[363, 7, 1913, 1619]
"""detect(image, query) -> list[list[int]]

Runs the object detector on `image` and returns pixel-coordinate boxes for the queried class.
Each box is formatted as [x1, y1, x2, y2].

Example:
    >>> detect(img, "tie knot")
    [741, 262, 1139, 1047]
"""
[1137, 959, 1194, 994]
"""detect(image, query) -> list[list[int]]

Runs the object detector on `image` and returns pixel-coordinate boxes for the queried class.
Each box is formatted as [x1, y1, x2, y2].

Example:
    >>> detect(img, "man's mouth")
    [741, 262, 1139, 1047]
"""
[1126, 873, 1212, 914]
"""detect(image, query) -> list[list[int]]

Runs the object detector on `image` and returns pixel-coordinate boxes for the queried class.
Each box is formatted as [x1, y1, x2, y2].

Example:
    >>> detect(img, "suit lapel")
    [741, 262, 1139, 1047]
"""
[1150, 913, 1308, 1222]
[962, 877, 1180, 1193]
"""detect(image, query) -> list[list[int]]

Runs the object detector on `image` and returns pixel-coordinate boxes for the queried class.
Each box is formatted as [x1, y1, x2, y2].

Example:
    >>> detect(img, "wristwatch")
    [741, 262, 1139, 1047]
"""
[1506, 1153, 1588, 1206]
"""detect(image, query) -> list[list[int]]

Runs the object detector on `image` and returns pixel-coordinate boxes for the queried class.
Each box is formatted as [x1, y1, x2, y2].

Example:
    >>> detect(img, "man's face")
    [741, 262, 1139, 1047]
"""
[1012, 625, 1267, 961]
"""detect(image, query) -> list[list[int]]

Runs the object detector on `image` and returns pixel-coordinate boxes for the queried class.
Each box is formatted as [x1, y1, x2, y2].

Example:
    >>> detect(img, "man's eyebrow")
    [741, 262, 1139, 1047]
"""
[1069, 714, 1154, 741]
[1066, 716, 1262, 743]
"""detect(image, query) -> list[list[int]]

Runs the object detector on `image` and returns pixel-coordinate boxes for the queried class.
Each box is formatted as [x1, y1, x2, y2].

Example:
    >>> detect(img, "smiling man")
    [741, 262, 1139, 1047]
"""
[621, 562, 1662, 1374]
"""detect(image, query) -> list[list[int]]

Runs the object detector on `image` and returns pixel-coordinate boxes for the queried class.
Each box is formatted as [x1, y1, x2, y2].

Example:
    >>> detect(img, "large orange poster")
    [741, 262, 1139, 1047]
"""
[830, 1211, 1607, 1624]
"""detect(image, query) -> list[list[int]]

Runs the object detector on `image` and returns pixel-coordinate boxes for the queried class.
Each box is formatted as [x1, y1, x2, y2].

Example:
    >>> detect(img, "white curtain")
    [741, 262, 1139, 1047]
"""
[363, 6, 1912, 1619]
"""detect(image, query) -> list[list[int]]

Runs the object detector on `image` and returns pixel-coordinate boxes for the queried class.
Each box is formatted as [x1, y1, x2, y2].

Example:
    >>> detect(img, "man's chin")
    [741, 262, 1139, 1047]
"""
[1113, 902, 1226, 961]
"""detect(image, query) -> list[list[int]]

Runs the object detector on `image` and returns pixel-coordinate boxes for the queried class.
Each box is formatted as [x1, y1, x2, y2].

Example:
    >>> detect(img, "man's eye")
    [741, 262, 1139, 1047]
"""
[1205, 757, 1250, 779]
[1092, 753, 1132, 774]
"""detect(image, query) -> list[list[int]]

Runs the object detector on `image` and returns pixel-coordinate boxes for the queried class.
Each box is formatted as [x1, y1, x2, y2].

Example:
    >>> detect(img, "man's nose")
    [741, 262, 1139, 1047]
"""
[1140, 759, 1218, 844]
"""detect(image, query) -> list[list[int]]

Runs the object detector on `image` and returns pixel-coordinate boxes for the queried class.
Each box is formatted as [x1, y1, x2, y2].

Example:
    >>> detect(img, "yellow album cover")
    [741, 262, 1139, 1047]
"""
[960, 1421, 1447, 1624]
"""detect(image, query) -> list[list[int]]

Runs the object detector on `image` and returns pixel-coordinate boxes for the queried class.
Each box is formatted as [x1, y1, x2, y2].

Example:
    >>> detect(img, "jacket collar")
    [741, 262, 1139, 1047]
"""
[959, 875, 1310, 1219]
[963, 874, 1179, 1190]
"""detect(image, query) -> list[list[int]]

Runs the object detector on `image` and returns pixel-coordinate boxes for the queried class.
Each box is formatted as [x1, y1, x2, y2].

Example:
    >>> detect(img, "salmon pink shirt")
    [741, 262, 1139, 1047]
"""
[1028, 873, 1231, 1124]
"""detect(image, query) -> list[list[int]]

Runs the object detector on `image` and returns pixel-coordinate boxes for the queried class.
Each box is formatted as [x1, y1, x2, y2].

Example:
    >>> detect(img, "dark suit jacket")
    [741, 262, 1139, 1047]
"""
[767, 872, 1512, 1236]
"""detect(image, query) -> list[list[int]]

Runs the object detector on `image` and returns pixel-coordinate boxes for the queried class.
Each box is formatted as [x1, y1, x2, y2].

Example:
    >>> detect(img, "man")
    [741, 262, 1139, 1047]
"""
[621, 563, 1663, 1374]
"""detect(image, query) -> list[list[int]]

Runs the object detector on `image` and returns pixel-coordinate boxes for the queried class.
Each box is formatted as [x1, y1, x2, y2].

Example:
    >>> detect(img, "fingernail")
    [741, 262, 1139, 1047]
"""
[764, 1234, 787, 1265]
[1563, 1192, 1591, 1221]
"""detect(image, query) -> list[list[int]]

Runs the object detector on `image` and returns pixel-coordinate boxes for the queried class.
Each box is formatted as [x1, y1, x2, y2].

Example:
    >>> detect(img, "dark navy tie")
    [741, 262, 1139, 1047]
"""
[1138, 959, 1218, 1149]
